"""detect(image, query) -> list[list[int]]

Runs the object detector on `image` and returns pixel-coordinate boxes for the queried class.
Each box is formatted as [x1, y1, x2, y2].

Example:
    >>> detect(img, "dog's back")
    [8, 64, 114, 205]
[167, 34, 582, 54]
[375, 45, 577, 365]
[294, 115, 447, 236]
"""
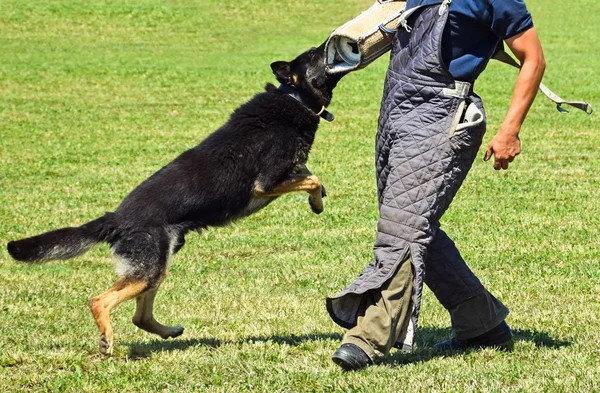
[112, 84, 321, 232]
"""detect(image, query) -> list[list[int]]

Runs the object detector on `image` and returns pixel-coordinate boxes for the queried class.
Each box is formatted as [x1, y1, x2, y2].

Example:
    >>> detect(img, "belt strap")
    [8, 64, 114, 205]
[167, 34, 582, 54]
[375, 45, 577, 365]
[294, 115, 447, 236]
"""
[493, 46, 593, 114]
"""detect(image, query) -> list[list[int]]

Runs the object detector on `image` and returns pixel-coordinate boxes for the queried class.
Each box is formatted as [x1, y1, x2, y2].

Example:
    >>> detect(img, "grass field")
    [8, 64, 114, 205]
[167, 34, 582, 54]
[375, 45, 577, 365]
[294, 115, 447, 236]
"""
[1, 0, 599, 391]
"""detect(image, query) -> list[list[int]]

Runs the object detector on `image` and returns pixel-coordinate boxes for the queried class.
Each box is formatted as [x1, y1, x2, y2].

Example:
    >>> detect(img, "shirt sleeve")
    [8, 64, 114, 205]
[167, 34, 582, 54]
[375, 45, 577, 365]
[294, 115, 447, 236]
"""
[489, 0, 534, 39]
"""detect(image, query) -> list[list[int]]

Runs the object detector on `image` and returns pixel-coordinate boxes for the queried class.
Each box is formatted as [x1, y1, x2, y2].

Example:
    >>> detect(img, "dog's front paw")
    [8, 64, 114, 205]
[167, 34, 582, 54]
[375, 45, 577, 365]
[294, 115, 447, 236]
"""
[320, 184, 327, 198]
[309, 194, 324, 214]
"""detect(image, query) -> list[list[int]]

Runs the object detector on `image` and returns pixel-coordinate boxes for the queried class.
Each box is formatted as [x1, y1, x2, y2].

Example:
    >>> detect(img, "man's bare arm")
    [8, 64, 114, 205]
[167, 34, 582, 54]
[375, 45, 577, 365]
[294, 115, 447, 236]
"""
[484, 27, 546, 170]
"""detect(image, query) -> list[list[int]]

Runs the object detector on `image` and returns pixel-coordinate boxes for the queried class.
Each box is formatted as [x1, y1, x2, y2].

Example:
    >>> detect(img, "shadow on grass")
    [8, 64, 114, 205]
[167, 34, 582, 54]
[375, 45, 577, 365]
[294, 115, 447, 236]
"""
[126, 337, 222, 360]
[239, 332, 344, 345]
[124, 327, 570, 362]
[380, 326, 573, 367]
[124, 332, 344, 360]
[511, 328, 572, 349]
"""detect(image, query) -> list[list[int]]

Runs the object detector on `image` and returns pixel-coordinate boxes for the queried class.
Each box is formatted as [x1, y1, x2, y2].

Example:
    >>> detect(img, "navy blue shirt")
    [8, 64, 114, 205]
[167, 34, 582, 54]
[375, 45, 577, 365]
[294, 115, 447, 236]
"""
[405, 0, 534, 81]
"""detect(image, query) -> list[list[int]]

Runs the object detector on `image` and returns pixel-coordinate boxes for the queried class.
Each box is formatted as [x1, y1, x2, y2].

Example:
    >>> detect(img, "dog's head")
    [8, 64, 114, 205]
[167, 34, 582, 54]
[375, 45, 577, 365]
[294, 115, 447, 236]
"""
[270, 43, 347, 108]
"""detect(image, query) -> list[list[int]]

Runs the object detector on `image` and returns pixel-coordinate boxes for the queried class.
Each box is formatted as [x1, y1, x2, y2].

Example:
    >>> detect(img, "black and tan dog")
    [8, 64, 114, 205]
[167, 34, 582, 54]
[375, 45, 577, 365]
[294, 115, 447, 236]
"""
[7, 43, 346, 355]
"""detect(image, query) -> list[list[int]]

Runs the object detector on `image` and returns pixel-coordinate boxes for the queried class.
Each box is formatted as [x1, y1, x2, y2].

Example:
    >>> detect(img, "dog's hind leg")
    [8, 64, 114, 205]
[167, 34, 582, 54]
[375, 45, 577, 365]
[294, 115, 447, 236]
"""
[89, 278, 149, 355]
[254, 174, 325, 214]
[132, 285, 184, 339]
[89, 229, 170, 355]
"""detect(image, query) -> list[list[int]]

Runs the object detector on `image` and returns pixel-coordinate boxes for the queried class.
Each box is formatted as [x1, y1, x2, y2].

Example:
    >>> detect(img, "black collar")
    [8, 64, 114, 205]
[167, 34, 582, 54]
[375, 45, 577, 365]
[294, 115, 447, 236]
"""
[277, 84, 335, 122]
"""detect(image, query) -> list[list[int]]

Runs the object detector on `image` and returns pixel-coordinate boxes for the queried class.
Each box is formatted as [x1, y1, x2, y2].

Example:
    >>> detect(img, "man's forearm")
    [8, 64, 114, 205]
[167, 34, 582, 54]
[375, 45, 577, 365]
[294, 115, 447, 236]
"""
[484, 27, 545, 170]
[501, 28, 546, 136]
[501, 55, 546, 135]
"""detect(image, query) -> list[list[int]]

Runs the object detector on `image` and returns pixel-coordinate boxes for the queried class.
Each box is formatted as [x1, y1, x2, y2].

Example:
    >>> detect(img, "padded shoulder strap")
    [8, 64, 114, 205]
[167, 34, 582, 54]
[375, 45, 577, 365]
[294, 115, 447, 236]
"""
[492, 43, 593, 114]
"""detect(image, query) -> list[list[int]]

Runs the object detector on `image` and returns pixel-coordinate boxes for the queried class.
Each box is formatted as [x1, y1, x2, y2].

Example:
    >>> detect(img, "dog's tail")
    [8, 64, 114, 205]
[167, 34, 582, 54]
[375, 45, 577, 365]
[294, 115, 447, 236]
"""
[7, 215, 111, 263]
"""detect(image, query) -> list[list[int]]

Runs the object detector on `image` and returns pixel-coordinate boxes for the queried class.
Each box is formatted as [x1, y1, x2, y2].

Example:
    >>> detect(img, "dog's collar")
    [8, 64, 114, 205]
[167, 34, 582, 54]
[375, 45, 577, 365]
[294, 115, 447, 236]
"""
[277, 84, 334, 122]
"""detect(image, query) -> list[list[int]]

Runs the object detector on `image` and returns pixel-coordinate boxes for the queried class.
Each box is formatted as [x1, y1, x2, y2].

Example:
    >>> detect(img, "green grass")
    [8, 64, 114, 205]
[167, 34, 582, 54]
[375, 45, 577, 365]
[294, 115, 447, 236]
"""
[1, 0, 599, 391]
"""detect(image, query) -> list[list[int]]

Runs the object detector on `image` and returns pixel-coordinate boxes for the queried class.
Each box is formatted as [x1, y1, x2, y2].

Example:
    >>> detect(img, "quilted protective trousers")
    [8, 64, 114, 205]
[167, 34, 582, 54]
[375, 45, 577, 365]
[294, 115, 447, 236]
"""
[327, 1, 508, 358]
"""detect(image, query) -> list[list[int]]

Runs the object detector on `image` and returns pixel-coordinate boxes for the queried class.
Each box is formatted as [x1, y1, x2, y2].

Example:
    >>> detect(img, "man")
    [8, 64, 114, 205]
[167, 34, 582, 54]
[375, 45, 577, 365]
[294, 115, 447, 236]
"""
[327, 0, 545, 370]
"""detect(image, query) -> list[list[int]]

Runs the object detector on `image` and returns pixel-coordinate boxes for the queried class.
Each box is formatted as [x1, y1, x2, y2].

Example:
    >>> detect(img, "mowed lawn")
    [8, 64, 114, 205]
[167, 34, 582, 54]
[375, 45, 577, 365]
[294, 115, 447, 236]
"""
[1, 0, 599, 391]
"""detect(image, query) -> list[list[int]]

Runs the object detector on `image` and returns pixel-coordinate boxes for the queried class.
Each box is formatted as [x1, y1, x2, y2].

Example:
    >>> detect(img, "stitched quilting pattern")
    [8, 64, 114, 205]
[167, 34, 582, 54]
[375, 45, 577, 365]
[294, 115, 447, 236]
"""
[327, 3, 487, 344]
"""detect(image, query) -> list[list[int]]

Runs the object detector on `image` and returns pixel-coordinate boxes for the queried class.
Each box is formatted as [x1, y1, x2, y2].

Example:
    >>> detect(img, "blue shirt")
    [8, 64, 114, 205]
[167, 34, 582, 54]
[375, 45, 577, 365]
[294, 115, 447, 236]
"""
[405, 0, 534, 81]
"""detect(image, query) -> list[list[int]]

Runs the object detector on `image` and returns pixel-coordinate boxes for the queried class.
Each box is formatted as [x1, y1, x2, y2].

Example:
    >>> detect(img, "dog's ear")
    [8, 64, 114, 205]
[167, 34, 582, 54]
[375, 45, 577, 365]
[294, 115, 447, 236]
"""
[271, 61, 296, 86]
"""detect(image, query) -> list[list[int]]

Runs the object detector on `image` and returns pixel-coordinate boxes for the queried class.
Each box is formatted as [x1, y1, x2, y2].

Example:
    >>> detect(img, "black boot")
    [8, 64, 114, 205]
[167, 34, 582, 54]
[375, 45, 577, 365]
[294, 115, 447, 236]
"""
[332, 343, 372, 370]
[435, 320, 513, 351]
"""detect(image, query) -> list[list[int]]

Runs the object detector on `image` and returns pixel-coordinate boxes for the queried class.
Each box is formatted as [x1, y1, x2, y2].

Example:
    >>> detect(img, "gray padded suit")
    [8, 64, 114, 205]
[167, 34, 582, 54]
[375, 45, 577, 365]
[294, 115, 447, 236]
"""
[327, 0, 508, 357]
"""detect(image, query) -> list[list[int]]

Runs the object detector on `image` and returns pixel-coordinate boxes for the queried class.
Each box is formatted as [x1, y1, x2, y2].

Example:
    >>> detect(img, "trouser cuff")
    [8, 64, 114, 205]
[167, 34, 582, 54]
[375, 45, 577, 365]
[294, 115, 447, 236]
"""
[450, 290, 509, 340]
[342, 336, 380, 362]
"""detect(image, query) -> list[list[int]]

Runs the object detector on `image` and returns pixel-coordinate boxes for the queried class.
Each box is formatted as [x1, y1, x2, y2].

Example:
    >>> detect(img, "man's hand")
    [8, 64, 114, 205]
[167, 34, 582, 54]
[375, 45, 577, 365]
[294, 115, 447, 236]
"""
[484, 128, 521, 170]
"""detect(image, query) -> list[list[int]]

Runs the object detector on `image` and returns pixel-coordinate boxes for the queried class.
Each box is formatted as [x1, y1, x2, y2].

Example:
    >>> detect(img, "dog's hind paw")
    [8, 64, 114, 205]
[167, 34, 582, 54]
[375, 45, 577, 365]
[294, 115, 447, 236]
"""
[161, 326, 185, 339]
[98, 333, 114, 356]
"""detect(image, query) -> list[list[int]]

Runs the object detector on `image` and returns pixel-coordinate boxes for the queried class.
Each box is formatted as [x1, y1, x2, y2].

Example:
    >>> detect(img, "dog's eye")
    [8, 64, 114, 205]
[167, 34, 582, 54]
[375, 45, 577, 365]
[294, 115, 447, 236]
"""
[309, 49, 316, 58]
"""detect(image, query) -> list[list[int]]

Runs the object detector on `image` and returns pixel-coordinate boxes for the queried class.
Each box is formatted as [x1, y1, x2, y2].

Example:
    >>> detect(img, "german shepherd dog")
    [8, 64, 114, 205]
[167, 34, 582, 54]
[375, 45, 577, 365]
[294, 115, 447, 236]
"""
[7, 43, 346, 355]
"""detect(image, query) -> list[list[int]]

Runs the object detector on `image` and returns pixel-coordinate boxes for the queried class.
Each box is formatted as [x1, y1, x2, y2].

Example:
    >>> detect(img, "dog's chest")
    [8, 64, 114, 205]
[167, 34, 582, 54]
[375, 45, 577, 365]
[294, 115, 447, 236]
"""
[291, 137, 312, 166]
[241, 195, 276, 218]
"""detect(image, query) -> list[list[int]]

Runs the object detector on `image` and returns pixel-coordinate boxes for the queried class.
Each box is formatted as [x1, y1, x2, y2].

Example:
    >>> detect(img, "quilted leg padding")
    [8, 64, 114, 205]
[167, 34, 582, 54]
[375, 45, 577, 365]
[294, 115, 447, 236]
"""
[424, 227, 486, 310]
[327, 2, 489, 347]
